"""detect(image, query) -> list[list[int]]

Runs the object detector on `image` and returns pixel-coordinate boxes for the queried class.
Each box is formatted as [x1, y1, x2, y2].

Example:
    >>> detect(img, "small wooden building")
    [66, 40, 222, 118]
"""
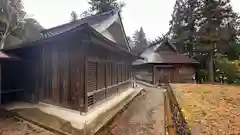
[1, 9, 137, 112]
[133, 39, 198, 84]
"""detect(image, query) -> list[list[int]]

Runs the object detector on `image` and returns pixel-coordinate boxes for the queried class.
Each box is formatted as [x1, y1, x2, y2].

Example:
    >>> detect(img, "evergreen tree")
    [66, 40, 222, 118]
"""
[169, 0, 200, 56]
[88, 0, 125, 13]
[196, 0, 237, 82]
[126, 36, 134, 49]
[71, 11, 78, 21]
[132, 27, 148, 55]
[169, 0, 239, 83]
[79, 11, 92, 19]
[169, 0, 187, 53]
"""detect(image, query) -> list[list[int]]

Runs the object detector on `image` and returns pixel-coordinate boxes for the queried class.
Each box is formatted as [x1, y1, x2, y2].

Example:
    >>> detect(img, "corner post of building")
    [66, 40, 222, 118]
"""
[104, 55, 107, 97]
[83, 40, 90, 113]
[152, 65, 156, 85]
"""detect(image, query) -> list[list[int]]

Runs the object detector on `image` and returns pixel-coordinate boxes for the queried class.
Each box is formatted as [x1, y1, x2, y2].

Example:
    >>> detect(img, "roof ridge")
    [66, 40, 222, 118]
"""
[80, 8, 118, 22]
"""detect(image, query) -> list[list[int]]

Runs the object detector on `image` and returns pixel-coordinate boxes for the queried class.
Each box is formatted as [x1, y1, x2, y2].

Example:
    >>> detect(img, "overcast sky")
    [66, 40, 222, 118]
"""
[23, 0, 240, 40]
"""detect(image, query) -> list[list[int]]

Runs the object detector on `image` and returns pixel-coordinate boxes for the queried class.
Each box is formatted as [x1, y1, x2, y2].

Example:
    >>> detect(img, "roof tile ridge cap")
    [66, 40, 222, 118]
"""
[149, 41, 161, 48]
[66, 23, 91, 32]
[83, 8, 118, 20]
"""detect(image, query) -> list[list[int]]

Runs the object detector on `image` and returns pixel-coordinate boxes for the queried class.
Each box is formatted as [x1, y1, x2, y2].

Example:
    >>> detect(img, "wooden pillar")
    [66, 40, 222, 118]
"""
[83, 41, 89, 113]
[152, 65, 156, 85]
[84, 56, 88, 113]
[105, 56, 107, 97]
[0, 64, 1, 105]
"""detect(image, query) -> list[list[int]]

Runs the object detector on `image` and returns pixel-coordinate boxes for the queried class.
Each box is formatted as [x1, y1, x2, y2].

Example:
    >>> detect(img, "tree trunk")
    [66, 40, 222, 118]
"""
[0, 34, 7, 49]
[0, 24, 10, 49]
[208, 51, 214, 83]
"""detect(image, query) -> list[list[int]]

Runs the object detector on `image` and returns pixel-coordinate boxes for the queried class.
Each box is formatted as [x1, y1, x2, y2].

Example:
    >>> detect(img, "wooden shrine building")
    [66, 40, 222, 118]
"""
[133, 39, 198, 84]
[1, 9, 137, 112]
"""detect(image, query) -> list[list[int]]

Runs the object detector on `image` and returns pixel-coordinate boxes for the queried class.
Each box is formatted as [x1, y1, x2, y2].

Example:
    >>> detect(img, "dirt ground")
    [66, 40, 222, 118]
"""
[0, 85, 165, 135]
[172, 84, 240, 135]
[96, 85, 165, 135]
[0, 109, 55, 135]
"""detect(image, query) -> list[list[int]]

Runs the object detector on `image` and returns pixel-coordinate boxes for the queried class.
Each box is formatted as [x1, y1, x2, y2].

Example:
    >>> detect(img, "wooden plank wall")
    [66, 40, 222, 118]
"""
[12, 40, 132, 112]
[38, 42, 85, 111]
[155, 65, 195, 84]
[86, 44, 132, 109]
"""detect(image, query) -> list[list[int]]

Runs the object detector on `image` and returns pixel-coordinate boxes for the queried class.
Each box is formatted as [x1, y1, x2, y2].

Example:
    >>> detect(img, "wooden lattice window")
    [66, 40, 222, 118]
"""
[97, 62, 105, 89]
[87, 61, 97, 92]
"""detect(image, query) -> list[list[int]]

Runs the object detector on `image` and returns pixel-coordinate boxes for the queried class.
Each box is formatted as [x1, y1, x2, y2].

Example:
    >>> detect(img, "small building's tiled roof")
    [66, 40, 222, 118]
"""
[133, 39, 198, 65]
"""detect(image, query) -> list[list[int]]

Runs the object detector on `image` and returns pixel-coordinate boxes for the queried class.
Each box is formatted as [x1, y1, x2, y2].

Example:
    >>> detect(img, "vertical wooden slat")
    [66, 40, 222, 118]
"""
[58, 44, 69, 105]
[44, 46, 48, 100]
[48, 46, 52, 100]
[41, 46, 45, 101]
[52, 45, 55, 102]
[121, 64, 123, 82]
[52, 45, 58, 103]
[84, 46, 88, 113]
[0, 64, 1, 105]
[116, 64, 118, 83]
[117, 64, 120, 83]
[64, 45, 70, 106]
[73, 45, 79, 108]
[48, 45, 53, 101]
[79, 54, 84, 110]
[68, 45, 73, 106]
[58, 45, 63, 104]
[73, 45, 78, 108]
[96, 62, 99, 89]
[57, 46, 60, 103]
[77, 45, 84, 110]
[104, 56, 107, 97]
[70, 45, 78, 109]
[35, 48, 40, 102]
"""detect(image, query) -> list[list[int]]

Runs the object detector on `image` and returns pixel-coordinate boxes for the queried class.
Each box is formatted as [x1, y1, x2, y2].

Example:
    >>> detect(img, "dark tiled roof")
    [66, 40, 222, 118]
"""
[3, 9, 131, 51]
[5, 8, 131, 51]
[37, 10, 116, 40]
[133, 39, 198, 65]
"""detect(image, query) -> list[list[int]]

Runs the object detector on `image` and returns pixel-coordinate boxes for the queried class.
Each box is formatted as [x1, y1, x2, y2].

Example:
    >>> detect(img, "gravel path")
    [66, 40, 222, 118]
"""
[96, 85, 165, 135]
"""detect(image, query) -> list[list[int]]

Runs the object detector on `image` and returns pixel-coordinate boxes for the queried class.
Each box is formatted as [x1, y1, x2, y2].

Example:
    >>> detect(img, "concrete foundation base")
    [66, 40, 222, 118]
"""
[4, 87, 143, 135]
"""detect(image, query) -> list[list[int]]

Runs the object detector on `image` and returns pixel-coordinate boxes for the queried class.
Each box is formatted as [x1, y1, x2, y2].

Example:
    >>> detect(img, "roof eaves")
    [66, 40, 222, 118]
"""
[166, 39, 177, 52]
[118, 11, 131, 51]
[88, 25, 142, 59]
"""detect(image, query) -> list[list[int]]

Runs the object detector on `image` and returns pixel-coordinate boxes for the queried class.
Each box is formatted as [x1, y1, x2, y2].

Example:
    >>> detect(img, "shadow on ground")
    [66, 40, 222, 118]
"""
[0, 109, 55, 135]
